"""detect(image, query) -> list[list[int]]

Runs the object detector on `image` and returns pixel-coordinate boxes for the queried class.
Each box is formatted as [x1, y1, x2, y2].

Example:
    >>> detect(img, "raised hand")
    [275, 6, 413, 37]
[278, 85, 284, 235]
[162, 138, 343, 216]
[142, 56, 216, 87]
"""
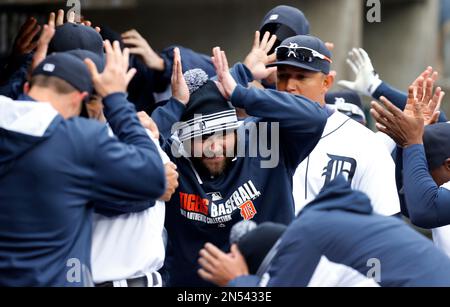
[122, 29, 164, 71]
[338, 48, 382, 96]
[12, 17, 41, 56]
[212, 47, 237, 100]
[48, 9, 100, 32]
[244, 31, 278, 80]
[371, 95, 426, 148]
[84, 40, 137, 98]
[404, 69, 445, 126]
[30, 23, 55, 74]
[170, 47, 190, 105]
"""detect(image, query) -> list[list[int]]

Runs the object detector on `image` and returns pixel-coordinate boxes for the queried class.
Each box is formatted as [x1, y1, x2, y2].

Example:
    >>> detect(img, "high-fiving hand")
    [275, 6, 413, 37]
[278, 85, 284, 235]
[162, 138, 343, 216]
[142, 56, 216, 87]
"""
[122, 29, 164, 71]
[12, 17, 41, 56]
[370, 72, 445, 148]
[85, 40, 137, 98]
[244, 31, 278, 81]
[171, 47, 190, 105]
[212, 47, 237, 100]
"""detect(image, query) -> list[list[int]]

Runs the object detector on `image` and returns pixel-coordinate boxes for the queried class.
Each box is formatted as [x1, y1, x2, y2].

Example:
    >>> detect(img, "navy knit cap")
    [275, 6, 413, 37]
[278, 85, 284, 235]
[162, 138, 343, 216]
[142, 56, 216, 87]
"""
[31, 52, 93, 94]
[177, 69, 239, 142]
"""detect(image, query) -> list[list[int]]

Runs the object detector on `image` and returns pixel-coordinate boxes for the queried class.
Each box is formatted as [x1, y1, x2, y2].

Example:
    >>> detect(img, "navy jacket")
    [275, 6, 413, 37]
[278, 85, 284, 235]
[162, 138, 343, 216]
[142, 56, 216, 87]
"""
[0, 93, 165, 286]
[231, 177, 450, 287]
[152, 63, 327, 286]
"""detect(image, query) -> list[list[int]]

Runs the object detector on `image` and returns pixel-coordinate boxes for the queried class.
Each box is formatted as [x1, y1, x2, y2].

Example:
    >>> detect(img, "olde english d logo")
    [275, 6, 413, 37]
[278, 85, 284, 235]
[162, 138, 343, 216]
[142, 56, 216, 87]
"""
[322, 154, 357, 185]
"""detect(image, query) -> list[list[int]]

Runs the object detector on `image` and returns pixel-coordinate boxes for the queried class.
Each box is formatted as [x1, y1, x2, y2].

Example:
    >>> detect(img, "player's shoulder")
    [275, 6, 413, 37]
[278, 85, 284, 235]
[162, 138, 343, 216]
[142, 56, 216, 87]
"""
[323, 112, 369, 138]
[61, 117, 109, 141]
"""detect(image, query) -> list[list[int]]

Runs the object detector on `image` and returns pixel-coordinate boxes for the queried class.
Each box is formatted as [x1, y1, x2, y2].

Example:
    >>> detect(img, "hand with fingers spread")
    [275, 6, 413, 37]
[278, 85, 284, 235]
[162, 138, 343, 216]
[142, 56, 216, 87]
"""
[212, 47, 237, 100]
[30, 22, 55, 74]
[338, 48, 382, 96]
[198, 243, 249, 287]
[84, 40, 137, 98]
[404, 72, 445, 126]
[171, 47, 190, 105]
[12, 17, 41, 56]
[371, 95, 426, 148]
[121, 29, 164, 71]
[244, 31, 278, 81]
[48, 9, 101, 32]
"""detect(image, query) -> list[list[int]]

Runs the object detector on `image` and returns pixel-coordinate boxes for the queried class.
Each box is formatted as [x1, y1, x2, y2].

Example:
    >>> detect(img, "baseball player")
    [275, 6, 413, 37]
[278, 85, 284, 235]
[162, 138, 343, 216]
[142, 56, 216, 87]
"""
[0, 38, 166, 286]
[266, 34, 400, 216]
[91, 134, 175, 287]
[371, 99, 450, 229]
[150, 45, 327, 286]
[198, 177, 450, 287]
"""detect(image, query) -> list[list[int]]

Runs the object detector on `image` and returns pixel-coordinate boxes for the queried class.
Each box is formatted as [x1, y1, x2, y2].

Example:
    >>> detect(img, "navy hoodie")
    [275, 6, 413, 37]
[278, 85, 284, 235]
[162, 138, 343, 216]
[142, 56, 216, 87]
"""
[0, 93, 165, 286]
[152, 63, 328, 286]
[231, 177, 450, 287]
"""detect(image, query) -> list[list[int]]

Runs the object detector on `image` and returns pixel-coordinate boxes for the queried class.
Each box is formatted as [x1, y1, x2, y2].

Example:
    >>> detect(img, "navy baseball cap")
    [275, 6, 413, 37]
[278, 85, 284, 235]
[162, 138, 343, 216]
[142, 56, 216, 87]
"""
[268, 35, 332, 75]
[259, 5, 310, 52]
[66, 49, 105, 73]
[424, 123, 450, 171]
[31, 52, 93, 94]
[326, 91, 366, 124]
[48, 23, 104, 59]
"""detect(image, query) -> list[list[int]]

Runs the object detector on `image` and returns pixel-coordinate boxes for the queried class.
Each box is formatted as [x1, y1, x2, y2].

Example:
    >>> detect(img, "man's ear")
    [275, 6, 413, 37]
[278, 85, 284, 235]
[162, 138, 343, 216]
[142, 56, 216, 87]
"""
[323, 73, 335, 93]
[444, 158, 450, 171]
[23, 82, 31, 94]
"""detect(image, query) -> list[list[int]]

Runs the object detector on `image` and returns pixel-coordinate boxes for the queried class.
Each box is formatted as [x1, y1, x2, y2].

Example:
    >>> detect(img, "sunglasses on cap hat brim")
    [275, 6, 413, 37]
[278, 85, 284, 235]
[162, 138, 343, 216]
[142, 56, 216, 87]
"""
[275, 45, 332, 64]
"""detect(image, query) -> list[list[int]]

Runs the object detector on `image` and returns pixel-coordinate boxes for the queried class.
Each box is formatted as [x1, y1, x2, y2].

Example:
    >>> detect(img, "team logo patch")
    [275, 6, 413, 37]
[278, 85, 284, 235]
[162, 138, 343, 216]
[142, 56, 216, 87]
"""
[43, 63, 55, 72]
[322, 154, 357, 185]
[239, 200, 257, 221]
[269, 14, 279, 21]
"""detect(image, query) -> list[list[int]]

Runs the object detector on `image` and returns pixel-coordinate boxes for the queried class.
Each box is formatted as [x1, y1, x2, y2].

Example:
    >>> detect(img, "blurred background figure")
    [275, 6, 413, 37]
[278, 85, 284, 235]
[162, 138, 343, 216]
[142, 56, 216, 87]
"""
[441, 0, 450, 79]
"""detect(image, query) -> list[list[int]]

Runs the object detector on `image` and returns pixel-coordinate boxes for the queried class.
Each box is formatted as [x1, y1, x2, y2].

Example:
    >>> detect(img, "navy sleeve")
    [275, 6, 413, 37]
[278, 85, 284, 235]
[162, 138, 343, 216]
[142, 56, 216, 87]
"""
[91, 92, 166, 202]
[265, 231, 321, 287]
[151, 97, 186, 141]
[230, 84, 327, 172]
[229, 63, 254, 87]
[0, 54, 30, 99]
[403, 144, 450, 228]
[373, 82, 448, 122]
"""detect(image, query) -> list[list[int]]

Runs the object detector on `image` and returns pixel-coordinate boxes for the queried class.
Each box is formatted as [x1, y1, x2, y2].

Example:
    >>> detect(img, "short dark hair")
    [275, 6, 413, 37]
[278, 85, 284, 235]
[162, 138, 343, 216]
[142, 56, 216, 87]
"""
[30, 75, 78, 95]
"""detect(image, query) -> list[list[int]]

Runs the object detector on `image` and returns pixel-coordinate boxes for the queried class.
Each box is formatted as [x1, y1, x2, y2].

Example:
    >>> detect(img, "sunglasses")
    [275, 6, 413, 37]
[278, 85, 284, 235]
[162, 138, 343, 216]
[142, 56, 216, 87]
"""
[275, 45, 333, 64]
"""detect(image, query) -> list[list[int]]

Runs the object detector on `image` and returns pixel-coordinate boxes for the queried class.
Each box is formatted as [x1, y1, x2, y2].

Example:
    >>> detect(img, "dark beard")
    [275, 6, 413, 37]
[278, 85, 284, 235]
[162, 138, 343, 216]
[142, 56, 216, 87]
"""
[191, 157, 234, 178]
